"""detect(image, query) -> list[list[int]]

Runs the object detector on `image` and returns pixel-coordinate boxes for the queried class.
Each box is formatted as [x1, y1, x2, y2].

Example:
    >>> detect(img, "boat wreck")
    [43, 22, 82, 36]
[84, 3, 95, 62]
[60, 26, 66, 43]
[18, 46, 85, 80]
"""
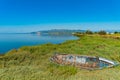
[50, 54, 119, 70]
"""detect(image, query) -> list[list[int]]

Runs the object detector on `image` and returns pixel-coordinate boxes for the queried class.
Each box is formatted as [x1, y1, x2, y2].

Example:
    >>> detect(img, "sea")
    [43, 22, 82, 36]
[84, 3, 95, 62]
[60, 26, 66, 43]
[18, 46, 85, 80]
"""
[0, 33, 78, 54]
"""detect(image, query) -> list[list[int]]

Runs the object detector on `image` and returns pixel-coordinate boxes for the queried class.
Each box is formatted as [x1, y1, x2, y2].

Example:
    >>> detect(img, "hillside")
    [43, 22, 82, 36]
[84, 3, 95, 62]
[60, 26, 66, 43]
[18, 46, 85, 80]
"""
[0, 35, 120, 80]
[31, 29, 85, 36]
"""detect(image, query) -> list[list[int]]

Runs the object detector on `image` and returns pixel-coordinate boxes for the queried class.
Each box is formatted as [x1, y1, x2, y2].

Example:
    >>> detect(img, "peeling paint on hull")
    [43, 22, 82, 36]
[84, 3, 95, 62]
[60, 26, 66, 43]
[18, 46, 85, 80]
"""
[50, 54, 119, 70]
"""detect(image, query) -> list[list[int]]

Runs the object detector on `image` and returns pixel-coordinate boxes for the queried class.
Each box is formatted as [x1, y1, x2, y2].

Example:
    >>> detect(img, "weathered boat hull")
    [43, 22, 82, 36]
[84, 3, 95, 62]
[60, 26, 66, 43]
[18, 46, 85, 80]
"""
[50, 54, 119, 70]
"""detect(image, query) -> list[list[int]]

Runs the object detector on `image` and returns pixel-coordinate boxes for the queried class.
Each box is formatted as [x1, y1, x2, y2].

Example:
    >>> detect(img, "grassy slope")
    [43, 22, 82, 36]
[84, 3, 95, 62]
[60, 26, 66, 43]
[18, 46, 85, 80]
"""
[0, 35, 120, 80]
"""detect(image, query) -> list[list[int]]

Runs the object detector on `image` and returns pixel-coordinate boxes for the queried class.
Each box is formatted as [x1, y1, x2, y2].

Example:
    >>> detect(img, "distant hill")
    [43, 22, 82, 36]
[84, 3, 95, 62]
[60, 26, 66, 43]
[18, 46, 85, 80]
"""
[31, 29, 85, 36]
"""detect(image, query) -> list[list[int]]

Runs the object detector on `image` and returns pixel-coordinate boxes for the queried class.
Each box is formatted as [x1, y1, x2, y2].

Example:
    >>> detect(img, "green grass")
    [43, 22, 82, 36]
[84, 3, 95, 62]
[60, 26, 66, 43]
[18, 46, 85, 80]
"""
[0, 35, 120, 80]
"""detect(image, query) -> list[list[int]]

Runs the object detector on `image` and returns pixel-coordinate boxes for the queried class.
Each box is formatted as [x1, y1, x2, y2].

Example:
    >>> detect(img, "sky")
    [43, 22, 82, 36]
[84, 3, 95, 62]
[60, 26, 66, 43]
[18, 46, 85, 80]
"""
[0, 0, 120, 33]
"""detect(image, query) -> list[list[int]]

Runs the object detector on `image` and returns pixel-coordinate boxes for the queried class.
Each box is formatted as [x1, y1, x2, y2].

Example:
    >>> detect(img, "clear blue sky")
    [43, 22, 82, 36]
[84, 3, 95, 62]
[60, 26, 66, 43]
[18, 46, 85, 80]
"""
[0, 0, 120, 33]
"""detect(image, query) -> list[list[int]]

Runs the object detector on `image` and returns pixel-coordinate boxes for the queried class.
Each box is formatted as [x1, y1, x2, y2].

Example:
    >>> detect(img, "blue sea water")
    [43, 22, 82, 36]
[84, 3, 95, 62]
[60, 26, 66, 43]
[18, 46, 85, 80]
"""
[0, 34, 78, 53]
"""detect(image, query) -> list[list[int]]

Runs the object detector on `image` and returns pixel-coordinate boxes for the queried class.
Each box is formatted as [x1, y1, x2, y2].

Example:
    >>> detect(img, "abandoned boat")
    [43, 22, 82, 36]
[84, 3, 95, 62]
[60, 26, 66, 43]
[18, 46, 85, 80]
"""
[50, 54, 119, 70]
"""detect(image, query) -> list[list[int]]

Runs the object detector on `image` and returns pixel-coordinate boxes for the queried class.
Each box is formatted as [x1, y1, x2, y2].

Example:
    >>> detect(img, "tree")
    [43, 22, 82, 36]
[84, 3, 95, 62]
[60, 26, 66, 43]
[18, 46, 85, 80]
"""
[114, 31, 118, 34]
[94, 32, 98, 34]
[85, 30, 93, 34]
[98, 30, 106, 35]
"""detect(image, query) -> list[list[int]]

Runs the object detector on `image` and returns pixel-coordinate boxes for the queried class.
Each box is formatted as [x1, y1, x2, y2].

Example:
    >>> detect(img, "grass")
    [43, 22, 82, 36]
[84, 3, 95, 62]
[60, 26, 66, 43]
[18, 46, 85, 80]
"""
[0, 35, 120, 80]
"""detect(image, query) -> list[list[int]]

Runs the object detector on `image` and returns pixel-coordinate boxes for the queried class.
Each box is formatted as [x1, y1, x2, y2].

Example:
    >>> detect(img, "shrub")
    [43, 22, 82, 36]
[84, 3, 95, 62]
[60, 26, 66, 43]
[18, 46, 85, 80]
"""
[85, 30, 93, 34]
[98, 30, 107, 35]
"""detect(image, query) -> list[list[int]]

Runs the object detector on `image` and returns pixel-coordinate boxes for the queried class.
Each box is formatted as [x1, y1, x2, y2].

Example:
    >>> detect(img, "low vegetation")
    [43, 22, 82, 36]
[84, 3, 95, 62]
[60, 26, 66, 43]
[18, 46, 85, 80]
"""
[0, 34, 120, 80]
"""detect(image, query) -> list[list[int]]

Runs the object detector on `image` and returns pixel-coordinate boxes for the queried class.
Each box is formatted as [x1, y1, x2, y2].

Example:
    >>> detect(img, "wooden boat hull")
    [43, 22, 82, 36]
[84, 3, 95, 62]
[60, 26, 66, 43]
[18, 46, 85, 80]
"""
[50, 54, 119, 70]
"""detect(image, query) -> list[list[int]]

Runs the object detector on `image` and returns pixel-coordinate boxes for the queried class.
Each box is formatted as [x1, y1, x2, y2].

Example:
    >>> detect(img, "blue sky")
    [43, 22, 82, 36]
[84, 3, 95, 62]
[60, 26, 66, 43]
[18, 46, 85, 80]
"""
[0, 0, 120, 33]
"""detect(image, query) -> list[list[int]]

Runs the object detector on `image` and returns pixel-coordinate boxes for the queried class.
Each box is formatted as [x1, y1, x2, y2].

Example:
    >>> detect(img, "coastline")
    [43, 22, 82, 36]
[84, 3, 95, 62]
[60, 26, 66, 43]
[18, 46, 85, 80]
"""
[0, 33, 78, 54]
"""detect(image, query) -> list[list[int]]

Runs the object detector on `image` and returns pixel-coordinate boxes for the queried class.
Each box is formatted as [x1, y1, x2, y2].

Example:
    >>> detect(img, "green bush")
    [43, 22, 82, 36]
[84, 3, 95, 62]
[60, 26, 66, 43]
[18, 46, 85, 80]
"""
[98, 30, 107, 35]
